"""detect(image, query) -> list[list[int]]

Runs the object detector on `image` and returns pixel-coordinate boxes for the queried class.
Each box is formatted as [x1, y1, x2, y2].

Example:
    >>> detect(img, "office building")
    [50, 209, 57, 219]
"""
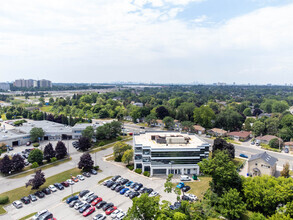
[13, 79, 52, 88]
[0, 83, 10, 91]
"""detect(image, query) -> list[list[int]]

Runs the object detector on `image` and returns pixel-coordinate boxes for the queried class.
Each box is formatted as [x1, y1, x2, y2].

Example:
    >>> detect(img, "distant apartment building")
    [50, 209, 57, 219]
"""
[13, 79, 52, 88]
[0, 83, 10, 91]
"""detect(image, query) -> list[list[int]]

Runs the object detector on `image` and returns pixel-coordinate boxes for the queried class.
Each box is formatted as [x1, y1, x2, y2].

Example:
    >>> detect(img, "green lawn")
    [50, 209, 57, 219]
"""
[174, 176, 212, 200]
[40, 106, 53, 112]
[19, 212, 37, 220]
[98, 176, 113, 184]
[233, 158, 246, 167]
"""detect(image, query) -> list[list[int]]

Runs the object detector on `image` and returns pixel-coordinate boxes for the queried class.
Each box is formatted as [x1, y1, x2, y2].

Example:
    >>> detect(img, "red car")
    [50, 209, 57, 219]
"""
[91, 197, 102, 206]
[83, 206, 95, 217]
[105, 206, 117, 215]
[61, 181, 69, 187]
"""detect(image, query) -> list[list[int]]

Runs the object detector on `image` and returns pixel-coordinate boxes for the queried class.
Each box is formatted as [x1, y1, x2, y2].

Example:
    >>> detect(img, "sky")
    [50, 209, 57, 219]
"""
[0, 0, 293, 84]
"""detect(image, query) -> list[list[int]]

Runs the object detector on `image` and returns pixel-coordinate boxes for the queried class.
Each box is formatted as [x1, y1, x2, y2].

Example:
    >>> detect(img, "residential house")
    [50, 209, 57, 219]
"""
[193, 125, 206, 135]
[156, 120, 164, 128]
[248, 152, 278, 176]
[284, 142, 293, 153]
[258, 113, 272, 118]
[255, 135, 282, 144]
[227, 131, 252, 141]
[207, 128, 227, 137]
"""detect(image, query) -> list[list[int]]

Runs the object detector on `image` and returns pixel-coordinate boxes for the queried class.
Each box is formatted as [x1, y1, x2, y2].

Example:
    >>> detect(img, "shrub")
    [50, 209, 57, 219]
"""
[269, 138, 281, 149]
[0, 196, 9, 204]
[143, 171, 150, 177]
[116, 136, 122, 141]
[31, 162, 39, 168]
[33, 143, 40, 147]
[98, 141, 105, 147]
[50, 157, 57, 163]
[135, 168, 142, 174]
[114, 155, 122, 162]
[127, 165, 134, 170]
[93, 165, 99, 170]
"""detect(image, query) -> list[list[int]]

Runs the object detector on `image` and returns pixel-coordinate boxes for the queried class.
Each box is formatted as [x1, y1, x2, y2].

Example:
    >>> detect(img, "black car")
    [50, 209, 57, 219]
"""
[96, 201, 107, 209]
[134, 183, 143, 191]
[79, 203, 91, 213]
[130, 182, 138, 189]
[129, 191, 140, 199]
[102, 202, 114, 211]
[112, 175, 121, 182]
[79, 190, 90, 198]
[20, 196, 30, 204]
[24, 161, 29, 166]
[83, 172, 91, 178]
[86, 195, 98, 203]
[121, 179, 129, 185]
[111, 183, 120, 190]
[182, 195, 190, 201]
[170, 202, 181, 210]
[42, 188, 51, 195]
[35, 191, 45, 198]
[69, 199, 80, 208]
[28, 194, 37, 202]
[115, 185, 125, 192]
[91, 169, 97, 175]
[182, 186, 191, 192]
[145, 188, 153, 194]
[107, 181, 115, 188]
[54, 183, 64, 190]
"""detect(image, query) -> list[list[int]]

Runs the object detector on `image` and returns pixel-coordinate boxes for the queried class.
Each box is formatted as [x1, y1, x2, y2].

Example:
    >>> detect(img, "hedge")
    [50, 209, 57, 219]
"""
[135, 168, 142, 174]
[143, 171, 150, 177]
[33, 143, 40, 147]
[0, 196, 9, 204]
[31, 162, 39, 169]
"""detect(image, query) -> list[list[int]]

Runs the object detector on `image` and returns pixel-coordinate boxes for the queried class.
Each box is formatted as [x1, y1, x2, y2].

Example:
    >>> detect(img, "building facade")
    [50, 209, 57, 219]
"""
[13, 79, 52, 88]
[0, 83, 10, 91]
[133, 132, 210, 176]
[247, 152, 278, 176]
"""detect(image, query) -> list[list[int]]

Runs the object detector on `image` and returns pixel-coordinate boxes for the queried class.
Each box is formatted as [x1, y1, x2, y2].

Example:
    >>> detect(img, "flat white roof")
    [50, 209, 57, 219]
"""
[134, 132, 206, 148]
[18, 120, 72, 134]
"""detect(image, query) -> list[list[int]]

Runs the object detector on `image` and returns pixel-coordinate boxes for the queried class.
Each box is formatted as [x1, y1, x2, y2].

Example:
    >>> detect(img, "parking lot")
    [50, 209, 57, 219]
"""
[4, 154, 177, 220]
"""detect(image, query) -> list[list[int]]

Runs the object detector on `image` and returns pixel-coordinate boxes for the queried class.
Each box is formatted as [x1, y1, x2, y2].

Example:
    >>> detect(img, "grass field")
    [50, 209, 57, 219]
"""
[173, 176, 212, 200]
[18, 212, 37, 220]
[233, 157, 246, 168]
[40, 106, 53, 112]
[98, 176, 113, 184]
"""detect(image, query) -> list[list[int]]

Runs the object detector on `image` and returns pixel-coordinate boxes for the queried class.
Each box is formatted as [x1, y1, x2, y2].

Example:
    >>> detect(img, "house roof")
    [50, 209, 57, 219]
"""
[256, 135, 282, 142]
[156, 120, 163, 124]
[227, 131, 251, 138]
[193, 125, 205, 131]
[284, 142, 293, 146]
[248, 151, 278, 166]
[209, 128, 227, 134]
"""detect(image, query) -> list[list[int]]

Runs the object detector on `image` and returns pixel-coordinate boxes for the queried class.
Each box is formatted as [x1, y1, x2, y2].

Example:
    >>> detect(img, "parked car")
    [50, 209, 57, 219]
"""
[115, 185, 125, 192]
[69, 199, 80, 208]
[121, 178, 129, 185]
[26, 141, 31, 146]
[86, 195, 98, 203]
[145, 188, 153, 194]
[124, 190, 132, 197]
[28, 194, 37, 202]
[67, 179, 74, 185]
[91, 169, 97, 175]
[79, 190, 89, 198]
[48, 185, 57, 192]
[35, 191, 45, 198]
[182, 195, 190, 201]
[170, 202, 181, 210]
[116, 212, 126, 220]
[105, 206, 117, 215]
[176, 182, 185, 189]
[251, 141, 255, 145]
[93, 213, 106, 220]
[82, 192, 94, 201]
[139, 187, 146, 194]
[42, 188, 51, 195]
[239, 153, 248, 158]
[182, 185, 191, 192]
[110, 209, 121, 219]
[149, 191, 159, 197]
[77, 174, 85, 181]
[120, 188, 129, 195]
[74, 201, 86, 210]
[130, 182, 137, 189]
[112, 175, 121, 181]
[107, 181, 115, 188]
[66, 195, 78, 204]
[134, 183, 143, 191]
[32, 210, 48, 220]
[111, 183, 120, 190]
[20, 196, 30, 204]
[185, 193, 198, 201]
[83, 206, 95, 217]
[91, 197, 102, 206]
[24, 161, 29, 166]
[180, 175, 191, 181]
[54, 183, 64, 190]
[103, 180, 111, 186]
[12, 200, 23, 209]
[96, 201, 107, 209]
[8, 146, 13, 151]
[102, 203, 114, 211]
[83, 172, 91, 177]
[79, 203, 91, 213]
[71, 176, 79, 182]
[129, 191, 140, 199]
[59, 181, 68, 187]
[125, 181, 133, 187]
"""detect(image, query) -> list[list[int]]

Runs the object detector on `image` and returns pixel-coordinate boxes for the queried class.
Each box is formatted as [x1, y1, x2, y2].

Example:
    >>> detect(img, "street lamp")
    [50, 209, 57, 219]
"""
[169, 161, 174, 174]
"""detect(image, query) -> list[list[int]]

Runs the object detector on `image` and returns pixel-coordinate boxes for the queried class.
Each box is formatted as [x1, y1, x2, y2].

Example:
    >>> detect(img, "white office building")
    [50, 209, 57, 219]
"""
[133, 132, 210, 176]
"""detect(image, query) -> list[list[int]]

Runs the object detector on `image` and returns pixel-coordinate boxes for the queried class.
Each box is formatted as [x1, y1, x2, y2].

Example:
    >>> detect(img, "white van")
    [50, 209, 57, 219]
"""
[180, 175, 191, 181]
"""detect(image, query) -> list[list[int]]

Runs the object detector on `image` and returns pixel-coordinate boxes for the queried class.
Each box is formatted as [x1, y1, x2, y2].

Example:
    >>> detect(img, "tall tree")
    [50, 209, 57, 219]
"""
[30, 127, 45, 142]
[113, 142, 132, 161]
[12, 154, 25, 172]
[215, 109, 244, 131]
[280, 162, 290, 178]
[193, 105, 215, 128]
[155, 106, 169, 120]
[25, 169, 46, 190]
[78, 136, 92, 151]
[122, 149, 134, 165]
[28, 149, 44, 165]
[0, 155, 13, 174]
[212, 138, 235, 159]
[81, 126, 94, 140]
[43, 143, 56, 162]
[55, 141, 67, 159]
[78, 153, 94, 171]
[162, 116, 174, 129]
[252, 121, 265, 136]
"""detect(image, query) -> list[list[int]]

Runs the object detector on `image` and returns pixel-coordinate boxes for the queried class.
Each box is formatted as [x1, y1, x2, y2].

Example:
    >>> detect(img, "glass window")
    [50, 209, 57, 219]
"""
[151, 151, 207, 158]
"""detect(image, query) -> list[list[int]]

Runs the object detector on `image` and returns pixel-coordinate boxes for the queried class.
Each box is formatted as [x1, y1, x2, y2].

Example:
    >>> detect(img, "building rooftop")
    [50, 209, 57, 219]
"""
[134, 132, 206, 148]
[72, 123, 101, 130]
[248, 151, 278, 166]
[18, 120, 72, 134]
[0, 128, 28, 141]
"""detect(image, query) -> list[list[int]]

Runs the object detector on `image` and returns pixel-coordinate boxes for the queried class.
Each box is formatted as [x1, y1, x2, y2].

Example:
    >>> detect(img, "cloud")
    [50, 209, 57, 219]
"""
[0, 0, 292, 84]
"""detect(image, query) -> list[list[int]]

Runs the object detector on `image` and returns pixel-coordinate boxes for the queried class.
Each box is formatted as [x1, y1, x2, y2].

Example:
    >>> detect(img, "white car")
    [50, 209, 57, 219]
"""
[12, 200, 22, 209]
[149, 191, 159, 197]
[185, 193, 198, 201]
[32, 209, 48, 220]
[48, 185, 57, 192]
[124, 190, 132, 197]
[116, 212, 126, 219]
[82, 191, 94, 201]
[110, 209, 121, 219]
[67, 179, 74, 185]
[180, 175, 191, 181]
[77, 175, 85, 181]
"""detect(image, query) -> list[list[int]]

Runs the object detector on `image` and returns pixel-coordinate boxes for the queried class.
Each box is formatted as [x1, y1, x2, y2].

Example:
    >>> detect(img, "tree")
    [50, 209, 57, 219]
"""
[78, 136, 92, 151]
[125, 193, 160, 220]
[81, 126, 94, 140]
[193, 105, 215, 128]
[216, 188, 246, 219]
[145, 113, 157, 126]
[215, 109, 244, 131]
[265, 118, 279, 135]
[212, 138, 235, 159]
[113, 142, 132, 161]
[176, 102, 195, 121]
[278, 127, 293, 142]
[155, 106, 169, 120]
[281, 162, 290, 178]
[28, 149, 44, 165]
[121, 149, 134, 165]
[173, 212, 188, 220]
[162, 116, 174, 129]
[243, 108, 252, 116]
[25, 169, 46, 190]
[30, 127, 44, 142]
[0, 155, 13, 174]
[164, 174, 174, 193]
[78, 153, 94, 171]
[43, 143, 55, 162]
[180, 121, 194, 132]
[55, 141, 67, 159]
[252, 121, 265, 136]
[253, 108, 263, 116]
[12, 154, 25, 172]
[269, 138, 281, 149]
[249, 212, 266, 220]
[244, 117, 256, 131]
